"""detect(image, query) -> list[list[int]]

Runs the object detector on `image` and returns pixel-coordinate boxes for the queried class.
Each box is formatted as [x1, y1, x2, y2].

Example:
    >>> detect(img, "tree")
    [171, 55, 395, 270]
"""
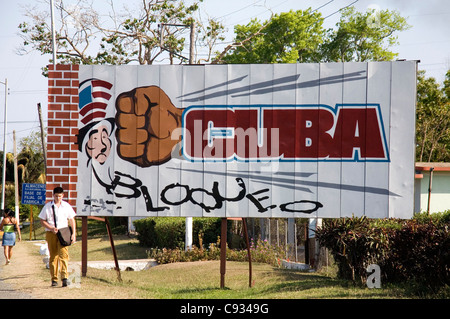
[0, 131, 46, 207]
[416, 70, 450, 162]
[215, 9, 324, 64]
[217, 6, 410, 64]
[18, 0, 225, 70]
[320, 7, 410, 62]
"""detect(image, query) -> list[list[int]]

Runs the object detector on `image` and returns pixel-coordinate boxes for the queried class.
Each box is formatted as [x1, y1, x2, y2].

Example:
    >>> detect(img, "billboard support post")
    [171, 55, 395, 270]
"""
[105, 217, 122, 283]
[242, 218, 253, 288]
[81, 216, 88, 277]
[220, 218, 227, 289]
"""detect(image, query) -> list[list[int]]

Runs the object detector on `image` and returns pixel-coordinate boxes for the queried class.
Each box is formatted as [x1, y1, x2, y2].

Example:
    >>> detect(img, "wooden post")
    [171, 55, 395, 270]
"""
[242, 218, 253, 288]
[105, 217, 122, 282]
[81, 216, 88, 277]
[304, 221, 310, 265]
[427, 167, 434, 215]
[29, 206, 33, 241]
[220, 218, 227, 288]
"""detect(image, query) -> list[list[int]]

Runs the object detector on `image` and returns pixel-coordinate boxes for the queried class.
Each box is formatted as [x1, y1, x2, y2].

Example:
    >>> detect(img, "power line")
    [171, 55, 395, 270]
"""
[217, 0, 265, 19]
[322, 0, 359, 20]
[313, 0, 335, 13]
[0, 120, 47, 124]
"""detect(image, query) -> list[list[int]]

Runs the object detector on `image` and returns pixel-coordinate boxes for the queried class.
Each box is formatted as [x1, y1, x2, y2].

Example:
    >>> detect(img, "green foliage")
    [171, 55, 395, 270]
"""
[0, 130, 46, 221]
[219, 9, 324, 64]
[316, 214, 450, 293]
[133, 217, 224, 249]
[218, 6, 409, 64]
[413, 210, 450, 224]
[320, 7, 410, 62]
[383, 219, 449, 293]
[148, 237, 285, 267]
[416, 70, 450, 162]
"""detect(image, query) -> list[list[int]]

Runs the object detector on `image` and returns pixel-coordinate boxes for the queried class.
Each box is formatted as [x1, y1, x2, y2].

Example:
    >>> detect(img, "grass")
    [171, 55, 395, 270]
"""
[61, 257, 412, 299]
[14, 218, 448, 299]
[118, 261, 406, 299]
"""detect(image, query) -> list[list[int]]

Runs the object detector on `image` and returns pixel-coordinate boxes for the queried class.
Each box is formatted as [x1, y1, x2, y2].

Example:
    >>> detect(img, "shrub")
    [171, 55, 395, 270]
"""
[413, 210, 450, 225]
[148, 237, 286, 267]
[133, 218, 157, 247]
[133, 217, 224, 249]
[383, 220, 450, 291]
[315, 216, 386, 282]
[316, 214, 450, 293]
[192, 218, 223, 247]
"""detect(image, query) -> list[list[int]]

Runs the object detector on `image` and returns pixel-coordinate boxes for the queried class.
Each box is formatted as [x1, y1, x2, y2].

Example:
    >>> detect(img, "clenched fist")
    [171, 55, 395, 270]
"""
[115, 86, 183, 167]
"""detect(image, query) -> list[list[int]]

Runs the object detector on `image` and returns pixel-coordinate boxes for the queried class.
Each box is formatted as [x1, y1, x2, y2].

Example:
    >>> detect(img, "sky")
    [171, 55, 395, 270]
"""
[0, 0, 449, 153]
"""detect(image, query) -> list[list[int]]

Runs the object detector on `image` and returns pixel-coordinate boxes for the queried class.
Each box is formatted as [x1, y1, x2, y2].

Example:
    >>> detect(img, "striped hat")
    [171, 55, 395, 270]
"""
[78, 78, 113, 125]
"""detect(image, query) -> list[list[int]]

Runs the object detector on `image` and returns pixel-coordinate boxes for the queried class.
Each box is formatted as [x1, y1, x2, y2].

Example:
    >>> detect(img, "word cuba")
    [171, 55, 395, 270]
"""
[182, 104, 389, 162]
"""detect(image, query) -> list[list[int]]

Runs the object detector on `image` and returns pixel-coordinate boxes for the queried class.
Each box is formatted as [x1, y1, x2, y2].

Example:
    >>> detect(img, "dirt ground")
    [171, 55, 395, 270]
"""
[0, 240, 139, 299]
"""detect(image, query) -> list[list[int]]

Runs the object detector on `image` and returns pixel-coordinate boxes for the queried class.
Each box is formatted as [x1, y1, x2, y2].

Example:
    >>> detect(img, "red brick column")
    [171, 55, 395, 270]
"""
[47, 64, 79, 209]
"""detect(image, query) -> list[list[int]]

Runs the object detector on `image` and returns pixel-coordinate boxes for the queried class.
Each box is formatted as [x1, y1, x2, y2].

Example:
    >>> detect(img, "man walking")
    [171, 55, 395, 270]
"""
[39, 187, 76, 287]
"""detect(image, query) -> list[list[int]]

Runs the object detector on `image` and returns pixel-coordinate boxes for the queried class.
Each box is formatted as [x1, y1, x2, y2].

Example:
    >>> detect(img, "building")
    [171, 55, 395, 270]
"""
[415, 162, 450, 214]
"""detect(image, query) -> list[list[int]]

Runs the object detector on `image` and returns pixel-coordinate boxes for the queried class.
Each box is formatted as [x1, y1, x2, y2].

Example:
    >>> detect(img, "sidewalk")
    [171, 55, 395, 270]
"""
[0, 244, 33, 299]
[0, 240, 152, 298]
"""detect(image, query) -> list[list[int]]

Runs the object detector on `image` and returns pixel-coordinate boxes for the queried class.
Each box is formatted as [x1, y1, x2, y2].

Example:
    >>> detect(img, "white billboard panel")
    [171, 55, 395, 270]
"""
[75, 62, 416, 218]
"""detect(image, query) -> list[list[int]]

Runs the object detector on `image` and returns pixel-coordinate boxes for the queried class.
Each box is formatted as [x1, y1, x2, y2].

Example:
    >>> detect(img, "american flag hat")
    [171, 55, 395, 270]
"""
[78, 78, 113, 125]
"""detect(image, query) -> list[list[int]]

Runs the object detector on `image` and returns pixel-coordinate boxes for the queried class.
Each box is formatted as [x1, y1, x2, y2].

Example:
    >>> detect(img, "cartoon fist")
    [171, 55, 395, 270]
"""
[115, 86, 183, 167]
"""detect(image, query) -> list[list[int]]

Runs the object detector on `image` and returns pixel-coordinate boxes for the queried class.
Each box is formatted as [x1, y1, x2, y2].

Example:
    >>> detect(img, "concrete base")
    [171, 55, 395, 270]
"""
[281, 259, 310, 271]
[72, 259, 158, 271]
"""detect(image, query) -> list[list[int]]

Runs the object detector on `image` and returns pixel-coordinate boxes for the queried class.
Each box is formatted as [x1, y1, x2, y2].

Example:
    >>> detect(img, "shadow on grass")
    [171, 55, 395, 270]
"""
[173, 287, 229, 294]
[259, 268, 402, 298]
[260, 269, 355, 294]
[89, 237, 149, 260]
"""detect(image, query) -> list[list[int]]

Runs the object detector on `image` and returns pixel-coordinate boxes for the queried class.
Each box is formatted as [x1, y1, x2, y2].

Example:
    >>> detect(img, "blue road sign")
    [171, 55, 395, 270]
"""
[21, 183, 46, 205]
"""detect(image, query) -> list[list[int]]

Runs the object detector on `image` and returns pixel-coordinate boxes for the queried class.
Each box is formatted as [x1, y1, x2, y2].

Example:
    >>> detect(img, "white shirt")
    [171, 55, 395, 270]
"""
[39, 200, 76, 231]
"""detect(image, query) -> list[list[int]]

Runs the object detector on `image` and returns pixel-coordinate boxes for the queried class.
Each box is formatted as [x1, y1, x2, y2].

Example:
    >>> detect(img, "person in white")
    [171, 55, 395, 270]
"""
[39, 186, 76, 287]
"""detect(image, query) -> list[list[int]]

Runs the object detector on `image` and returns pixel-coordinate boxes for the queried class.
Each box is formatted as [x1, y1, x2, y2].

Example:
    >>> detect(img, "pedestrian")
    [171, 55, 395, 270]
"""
[0, 208, 22, 265]
[39, 186, 76, 287]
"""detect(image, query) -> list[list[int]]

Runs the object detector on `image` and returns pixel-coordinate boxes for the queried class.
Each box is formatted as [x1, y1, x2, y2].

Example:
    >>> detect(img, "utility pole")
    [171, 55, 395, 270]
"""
[38, 103, 47, 176]
[13, 130, 19, 221]
[189, 21, 195, 65]
[50, 0, 57, 65]
[159, 21, 196, 65]
[0, 78, 8, 212]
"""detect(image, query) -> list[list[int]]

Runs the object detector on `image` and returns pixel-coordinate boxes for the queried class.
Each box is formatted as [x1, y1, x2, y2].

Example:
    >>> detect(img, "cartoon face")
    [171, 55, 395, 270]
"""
[85, 125, 112, 164]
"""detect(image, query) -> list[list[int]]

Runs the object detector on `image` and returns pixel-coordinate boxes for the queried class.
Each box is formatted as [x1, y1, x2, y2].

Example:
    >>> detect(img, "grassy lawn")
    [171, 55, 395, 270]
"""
[103, 260, 408, 299]
[16, 218, 446, 299]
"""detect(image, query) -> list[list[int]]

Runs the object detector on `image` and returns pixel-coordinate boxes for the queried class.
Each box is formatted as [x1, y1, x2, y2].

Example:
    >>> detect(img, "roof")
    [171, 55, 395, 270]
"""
[415, 162, 450, 179]
[415, 162, 450, 172]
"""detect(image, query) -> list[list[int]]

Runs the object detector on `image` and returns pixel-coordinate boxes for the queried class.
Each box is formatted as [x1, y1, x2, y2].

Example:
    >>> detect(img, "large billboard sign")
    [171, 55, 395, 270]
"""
[75, 62, 416, 218]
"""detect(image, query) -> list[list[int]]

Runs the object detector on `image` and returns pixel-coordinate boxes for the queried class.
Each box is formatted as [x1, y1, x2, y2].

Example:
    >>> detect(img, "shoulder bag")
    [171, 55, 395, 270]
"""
[52, 205, 73, 246]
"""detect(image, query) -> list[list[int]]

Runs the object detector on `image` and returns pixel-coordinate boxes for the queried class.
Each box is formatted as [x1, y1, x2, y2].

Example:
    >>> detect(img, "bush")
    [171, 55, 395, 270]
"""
[133, 218, 157, 247]
[413, 210, 450, 225]
[133, 217, 224, 249]
[148, 237, 285, 267]
[383, 220, 450, 291]
[316, 214, 450, 293]
[315, 216, 386, 282]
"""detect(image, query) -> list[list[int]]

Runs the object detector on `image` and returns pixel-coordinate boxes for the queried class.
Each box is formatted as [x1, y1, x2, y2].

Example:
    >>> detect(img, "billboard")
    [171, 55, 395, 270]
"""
[75, 62, 416, 218]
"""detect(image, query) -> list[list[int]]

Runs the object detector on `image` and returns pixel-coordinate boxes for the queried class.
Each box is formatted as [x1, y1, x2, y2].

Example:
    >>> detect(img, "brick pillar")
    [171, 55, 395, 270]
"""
[47, 64, 79, 209]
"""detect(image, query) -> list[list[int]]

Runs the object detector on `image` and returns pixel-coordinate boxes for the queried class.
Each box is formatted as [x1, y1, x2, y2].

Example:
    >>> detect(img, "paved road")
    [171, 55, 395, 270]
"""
[0, 246, 33, 299]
